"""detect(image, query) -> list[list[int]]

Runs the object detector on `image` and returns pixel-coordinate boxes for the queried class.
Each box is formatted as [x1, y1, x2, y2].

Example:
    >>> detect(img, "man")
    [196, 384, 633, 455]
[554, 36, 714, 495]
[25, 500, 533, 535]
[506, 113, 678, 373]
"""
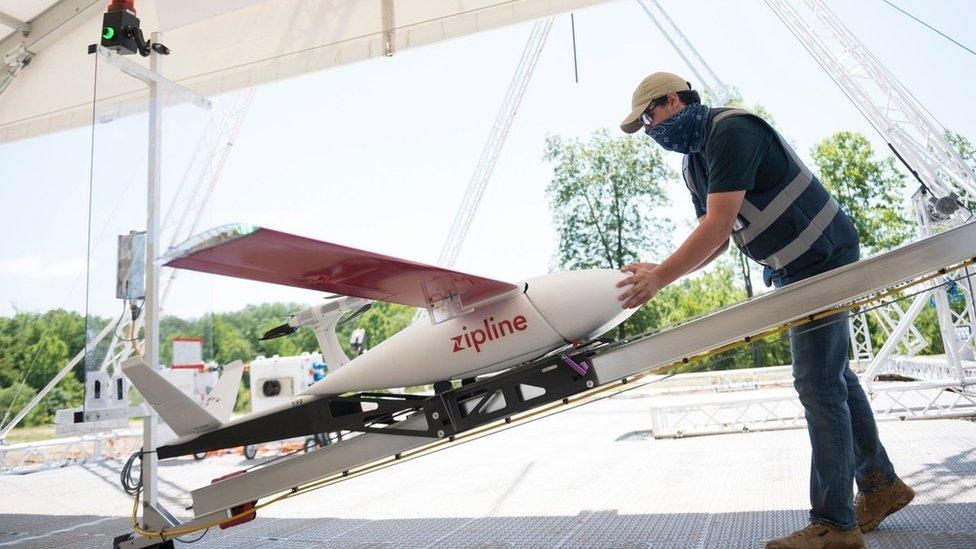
[616, 72, 915, 548]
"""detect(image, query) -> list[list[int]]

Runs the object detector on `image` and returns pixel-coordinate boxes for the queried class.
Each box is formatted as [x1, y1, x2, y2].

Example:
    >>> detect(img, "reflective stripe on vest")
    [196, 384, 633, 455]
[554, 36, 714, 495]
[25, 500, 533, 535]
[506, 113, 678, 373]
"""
[690, 108, 840, 271]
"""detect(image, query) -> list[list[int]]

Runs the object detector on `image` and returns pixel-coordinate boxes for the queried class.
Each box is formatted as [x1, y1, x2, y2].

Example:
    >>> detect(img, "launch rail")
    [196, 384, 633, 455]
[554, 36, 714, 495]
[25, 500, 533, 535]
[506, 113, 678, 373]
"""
[115, 221, 976, 548]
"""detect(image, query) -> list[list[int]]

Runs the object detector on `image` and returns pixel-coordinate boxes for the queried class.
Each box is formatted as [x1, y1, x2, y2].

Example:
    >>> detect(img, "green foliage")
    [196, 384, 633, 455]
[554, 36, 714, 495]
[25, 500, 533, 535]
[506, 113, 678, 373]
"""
[235, 382, 251, 414]
[0, 301, 416, 428]
[0, 310, 103, 429]
[159, 303, 310, 366]
[722, 88, 777, 128]
[943, 130, 976, 212]
[21, 335, 69, 390]
[811, 131, 914, 254]
[354, 302, 416, 350]
[37, 375, 85, 424]
[616, 260, 793, 370]
[545, 129, 676, 271]
[632, 261, 742, 331]
[156, 301, 412, 368]
[0, 384, 43, 427]
[0, 311, 89, 390]
[545, 129, 676, 339]
[945, 130, 976, 169]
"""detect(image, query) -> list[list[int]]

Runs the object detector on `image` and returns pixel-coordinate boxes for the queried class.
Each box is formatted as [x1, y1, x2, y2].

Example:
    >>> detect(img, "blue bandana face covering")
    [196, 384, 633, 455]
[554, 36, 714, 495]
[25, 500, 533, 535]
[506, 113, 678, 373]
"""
[645, 103, 710, 154]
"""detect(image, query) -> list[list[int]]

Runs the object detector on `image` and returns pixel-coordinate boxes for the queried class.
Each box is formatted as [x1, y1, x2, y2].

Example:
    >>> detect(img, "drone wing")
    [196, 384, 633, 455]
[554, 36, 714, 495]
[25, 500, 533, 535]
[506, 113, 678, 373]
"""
[161, 225, 520, 319]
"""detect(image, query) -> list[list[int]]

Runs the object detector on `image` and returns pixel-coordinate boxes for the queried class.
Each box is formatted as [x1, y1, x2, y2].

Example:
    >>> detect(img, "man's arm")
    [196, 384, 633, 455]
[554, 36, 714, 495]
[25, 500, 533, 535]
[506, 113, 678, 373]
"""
[653, 190, 744, 285]
[690, 215, 730, 272]
[617, 190, 744, 308]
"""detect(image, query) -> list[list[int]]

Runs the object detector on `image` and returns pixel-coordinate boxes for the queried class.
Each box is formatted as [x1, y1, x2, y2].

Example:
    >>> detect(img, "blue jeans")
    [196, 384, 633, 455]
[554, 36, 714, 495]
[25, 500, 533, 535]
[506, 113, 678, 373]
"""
[783, 307, 898, 529]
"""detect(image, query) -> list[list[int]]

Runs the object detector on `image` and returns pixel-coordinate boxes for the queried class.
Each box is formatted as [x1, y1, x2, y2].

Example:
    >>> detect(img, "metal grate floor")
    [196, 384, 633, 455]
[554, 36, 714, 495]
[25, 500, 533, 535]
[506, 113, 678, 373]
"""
[2, 388, 975, 548]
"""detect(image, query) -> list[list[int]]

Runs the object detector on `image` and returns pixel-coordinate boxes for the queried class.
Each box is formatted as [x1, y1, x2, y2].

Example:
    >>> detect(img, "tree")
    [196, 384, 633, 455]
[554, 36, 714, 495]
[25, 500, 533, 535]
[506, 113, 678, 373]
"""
[945, 131, 976, 170]
[545, 130, 676, 339]
[617, 258, 792, 371]
[210, 317, 254, 365]
[0, 384, 44, 427]
[722, 87, 777, 128]
[545, 130, 675, 271]
[21, 335, 70, 390]
[943, 130, 976, 211]
[355, 302, 416, 350]
[811, 131, 914, 254]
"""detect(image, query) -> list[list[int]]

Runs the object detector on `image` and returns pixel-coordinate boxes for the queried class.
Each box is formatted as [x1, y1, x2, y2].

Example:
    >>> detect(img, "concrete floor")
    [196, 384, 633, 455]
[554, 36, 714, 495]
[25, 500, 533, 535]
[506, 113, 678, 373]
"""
[1, 389, 975, 548]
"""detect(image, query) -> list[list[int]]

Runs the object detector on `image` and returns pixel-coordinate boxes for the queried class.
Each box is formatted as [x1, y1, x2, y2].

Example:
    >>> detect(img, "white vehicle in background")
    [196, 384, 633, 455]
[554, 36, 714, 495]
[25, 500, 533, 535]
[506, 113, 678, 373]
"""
[244, 353, 339, 459]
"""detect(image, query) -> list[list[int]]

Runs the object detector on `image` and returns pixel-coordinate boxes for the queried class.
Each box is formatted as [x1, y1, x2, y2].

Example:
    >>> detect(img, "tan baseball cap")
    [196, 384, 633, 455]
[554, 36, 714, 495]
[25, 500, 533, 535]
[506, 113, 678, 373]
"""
[620, 72, 693, 134]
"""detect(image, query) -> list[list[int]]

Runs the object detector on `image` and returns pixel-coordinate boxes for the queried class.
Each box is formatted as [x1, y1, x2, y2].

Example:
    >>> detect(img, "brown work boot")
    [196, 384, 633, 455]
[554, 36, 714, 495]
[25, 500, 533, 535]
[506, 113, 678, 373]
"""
[764, 522, 865, 549]
[855, 476, 915, 533]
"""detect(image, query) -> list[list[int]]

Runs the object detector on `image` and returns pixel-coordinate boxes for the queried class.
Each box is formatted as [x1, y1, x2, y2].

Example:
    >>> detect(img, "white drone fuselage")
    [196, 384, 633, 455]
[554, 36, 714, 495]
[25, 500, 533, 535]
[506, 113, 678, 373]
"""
[134, 227, 640, 447]
[297, 269, 635, 397]
[130, 269, 636, 447]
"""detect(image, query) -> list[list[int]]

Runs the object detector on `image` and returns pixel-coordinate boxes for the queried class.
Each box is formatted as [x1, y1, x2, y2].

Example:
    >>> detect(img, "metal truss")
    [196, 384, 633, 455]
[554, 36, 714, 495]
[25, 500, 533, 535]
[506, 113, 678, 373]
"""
[429, 0, 728, 318]
[860, 201, 976, 389]
[0, 0, 102, 100]
[635, 0, 733, 105]
[0, 429, 141, 474]
[97, 88, 256, 376]
[649, 379, 976, 439]
[762, 0, 976, 204]
[0, 43, 30, 96]
[849, 309, 873, 362]
[869, 300, 929, 357]
[884, 356, 976, 382]
[744, 0, 976, 414]
[435, 18, 553, 268]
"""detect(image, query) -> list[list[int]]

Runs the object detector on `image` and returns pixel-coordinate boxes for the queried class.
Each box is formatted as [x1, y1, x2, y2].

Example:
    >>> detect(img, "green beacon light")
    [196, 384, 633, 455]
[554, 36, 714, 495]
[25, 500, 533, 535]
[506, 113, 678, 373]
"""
[102, 26, 116, 40]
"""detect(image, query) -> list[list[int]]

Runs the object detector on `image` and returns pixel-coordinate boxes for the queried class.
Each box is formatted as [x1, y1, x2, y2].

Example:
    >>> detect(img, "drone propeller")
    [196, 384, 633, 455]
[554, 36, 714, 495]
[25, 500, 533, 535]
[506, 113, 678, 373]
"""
[260, 322, 297, 341]
[337, 302, 372, 328]
[259, 302, 372, 340]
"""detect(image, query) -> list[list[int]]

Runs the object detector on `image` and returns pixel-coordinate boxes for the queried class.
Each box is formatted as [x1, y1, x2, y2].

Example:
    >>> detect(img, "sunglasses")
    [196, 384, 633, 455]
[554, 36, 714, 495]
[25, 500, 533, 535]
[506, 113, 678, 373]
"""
[640, 97, 668, 126]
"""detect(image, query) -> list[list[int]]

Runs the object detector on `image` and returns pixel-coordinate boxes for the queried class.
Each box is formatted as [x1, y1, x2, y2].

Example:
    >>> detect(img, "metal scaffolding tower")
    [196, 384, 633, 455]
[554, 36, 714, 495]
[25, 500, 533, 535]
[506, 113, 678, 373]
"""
[760, 0, 976, 389]
[635, 0, 734, 106]
[435, 18, 554, 268]
[0, 88, 249, 441]
[97, 88, 256, 375]
[435, 0, 736, 269]
[763, 0, 976, 203]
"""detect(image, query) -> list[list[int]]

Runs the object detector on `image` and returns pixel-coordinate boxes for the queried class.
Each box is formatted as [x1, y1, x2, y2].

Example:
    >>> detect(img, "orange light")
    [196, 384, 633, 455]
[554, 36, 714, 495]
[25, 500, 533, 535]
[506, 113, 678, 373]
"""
[107, 1, 135, 13]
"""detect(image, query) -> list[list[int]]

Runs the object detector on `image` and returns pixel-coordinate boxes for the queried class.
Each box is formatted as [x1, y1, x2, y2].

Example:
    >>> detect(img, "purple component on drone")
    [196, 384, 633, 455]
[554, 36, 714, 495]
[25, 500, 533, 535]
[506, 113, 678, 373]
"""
[562, 355, 589, 376]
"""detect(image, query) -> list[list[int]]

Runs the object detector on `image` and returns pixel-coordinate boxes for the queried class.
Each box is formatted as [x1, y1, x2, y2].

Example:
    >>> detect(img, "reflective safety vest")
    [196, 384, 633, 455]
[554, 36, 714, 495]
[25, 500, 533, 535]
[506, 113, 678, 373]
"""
[682, 108, 859, 283]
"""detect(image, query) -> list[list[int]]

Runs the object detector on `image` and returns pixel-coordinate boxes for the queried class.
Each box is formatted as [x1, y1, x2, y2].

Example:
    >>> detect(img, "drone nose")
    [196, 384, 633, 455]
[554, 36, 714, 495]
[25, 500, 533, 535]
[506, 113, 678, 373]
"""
[524, 270, 637, 341]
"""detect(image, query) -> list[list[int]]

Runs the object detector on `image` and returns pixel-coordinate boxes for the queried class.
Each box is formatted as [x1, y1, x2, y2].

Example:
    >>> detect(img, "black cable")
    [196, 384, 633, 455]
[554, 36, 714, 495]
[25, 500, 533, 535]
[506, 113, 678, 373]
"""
[175, 528, 209, 544]
[81, 44, 102, 422]
[887, 142, 975, 222]
[570, 13, 579, 84]
[114, 299, 144, 344]
[881, 0, 976, 58]
[963, 266, 976, 343]
[888, 143, 935, 196]
[121, 449, 210, 543]
[120, 450, 143, 496]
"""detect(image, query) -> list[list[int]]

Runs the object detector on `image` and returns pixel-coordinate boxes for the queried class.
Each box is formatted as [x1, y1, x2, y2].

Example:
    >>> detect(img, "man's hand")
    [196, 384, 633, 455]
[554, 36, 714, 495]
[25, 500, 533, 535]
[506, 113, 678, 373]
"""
[616, 262, 665, 309]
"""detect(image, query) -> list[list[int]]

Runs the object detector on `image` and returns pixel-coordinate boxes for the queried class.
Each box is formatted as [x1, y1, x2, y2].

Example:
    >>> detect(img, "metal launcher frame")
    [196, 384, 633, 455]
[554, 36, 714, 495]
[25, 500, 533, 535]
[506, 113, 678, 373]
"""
[116, 220, 976, 548]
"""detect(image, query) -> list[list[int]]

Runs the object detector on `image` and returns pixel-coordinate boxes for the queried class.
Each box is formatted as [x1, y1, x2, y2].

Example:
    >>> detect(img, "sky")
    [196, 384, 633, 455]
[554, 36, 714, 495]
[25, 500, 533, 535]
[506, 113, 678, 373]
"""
[1, 0, 974, 325]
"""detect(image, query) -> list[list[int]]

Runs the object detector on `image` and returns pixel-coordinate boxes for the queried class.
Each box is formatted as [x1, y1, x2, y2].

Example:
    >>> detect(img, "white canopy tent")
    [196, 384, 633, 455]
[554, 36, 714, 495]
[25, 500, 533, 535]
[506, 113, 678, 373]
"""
[0, 0, 611, 143]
